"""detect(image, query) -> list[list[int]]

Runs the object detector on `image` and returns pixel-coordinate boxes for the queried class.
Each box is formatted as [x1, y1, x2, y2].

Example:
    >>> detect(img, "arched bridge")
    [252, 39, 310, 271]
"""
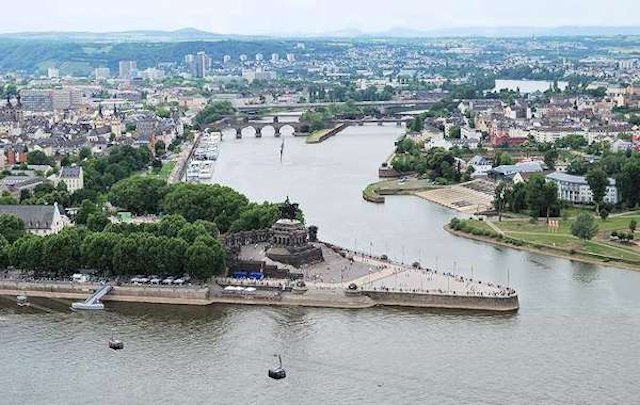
[204, 116, 309, 138]
[202, 115, 412, 139]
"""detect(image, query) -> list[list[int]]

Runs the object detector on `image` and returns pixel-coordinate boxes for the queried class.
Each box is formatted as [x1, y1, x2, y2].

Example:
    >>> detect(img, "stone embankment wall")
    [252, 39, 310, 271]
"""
[0, 282, 210, 304]
[363, 291, 519, 312]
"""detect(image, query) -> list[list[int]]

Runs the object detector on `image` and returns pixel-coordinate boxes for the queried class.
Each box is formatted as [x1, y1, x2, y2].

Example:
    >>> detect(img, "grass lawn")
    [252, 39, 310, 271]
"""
[146, 160, 176, 180]
[462, 216, 640, 264]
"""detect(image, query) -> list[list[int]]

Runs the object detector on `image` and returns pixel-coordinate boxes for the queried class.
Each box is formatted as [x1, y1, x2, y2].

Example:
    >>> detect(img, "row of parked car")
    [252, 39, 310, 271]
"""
[130, 275, 190, 286]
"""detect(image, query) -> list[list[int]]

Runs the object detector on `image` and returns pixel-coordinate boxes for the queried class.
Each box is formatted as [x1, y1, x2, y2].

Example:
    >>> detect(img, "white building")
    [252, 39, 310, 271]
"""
[546, 172, 619, 205]
[55, 166, 84, 192]
[95, 68, 111, 80]
[0, 203, 70, 236]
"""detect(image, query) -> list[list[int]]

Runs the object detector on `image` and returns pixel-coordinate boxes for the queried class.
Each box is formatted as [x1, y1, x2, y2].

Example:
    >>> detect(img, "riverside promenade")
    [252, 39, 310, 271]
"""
[0, 244, 518, 312]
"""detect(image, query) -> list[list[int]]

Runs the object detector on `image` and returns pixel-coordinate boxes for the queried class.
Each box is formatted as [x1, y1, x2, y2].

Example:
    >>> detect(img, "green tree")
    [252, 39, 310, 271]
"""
[0, 235, 9, 268]
[618, 159, 640, 207]
[27, 150, 52, 166]
[109, 176, 168, 215]
[75, 199, 99, 225]
[185, 241, 212, 280]
[87, 212, 110, 232]
[447, 126, 461, 139]
[0, 214, 26, 243]
[194, 220, 219, 239]
[494, 181, 511, 222]
[526, 174, 559, 223]
[571, 212, 599, 240]
[543, 149, 560, 171]
[162, 183, 249, 232]
[194, 101, 236, 127]
[586, 168, 608, 213]
[154, 140, 166, 156]
[177, 223, 209, 244]
[630, 219, 637, 233]
[79, 147, 93, 160]
[157, 215, 188, 238]
[495, 151, 513, 166]
[81, 232, 119, 273]
[600, 208, 609, 221]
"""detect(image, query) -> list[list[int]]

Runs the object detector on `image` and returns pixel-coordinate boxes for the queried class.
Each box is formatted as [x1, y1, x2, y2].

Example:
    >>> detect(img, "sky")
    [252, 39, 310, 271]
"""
[2, 0, 640, 35]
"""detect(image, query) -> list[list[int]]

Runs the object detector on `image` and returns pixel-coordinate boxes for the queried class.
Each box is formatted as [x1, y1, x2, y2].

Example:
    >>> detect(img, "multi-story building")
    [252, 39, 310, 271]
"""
[20, 89, 53, 111]
[55, 166, 84, 193]
[242, 68, 276, 83]
[195, 52, 210, 78]
[118, 60, 137, 79]
[94, 67, 111, 80]
[546, 172, 619, 205]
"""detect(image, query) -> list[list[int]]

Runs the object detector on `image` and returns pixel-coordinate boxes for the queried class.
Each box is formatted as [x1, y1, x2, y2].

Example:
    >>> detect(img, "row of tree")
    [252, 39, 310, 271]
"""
[108, 176, 286, 234]
[494, 174, 560, 222]
[0, 214, 226, 281]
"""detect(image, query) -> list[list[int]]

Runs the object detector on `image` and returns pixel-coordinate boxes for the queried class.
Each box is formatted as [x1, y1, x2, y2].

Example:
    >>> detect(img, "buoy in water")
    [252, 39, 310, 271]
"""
[268, 354, 286, 380]
[109, 339, 124, 350]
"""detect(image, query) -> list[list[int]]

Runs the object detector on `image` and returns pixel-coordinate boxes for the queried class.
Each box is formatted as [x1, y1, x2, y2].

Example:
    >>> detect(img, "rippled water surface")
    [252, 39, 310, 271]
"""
[2, 126, 640, 404]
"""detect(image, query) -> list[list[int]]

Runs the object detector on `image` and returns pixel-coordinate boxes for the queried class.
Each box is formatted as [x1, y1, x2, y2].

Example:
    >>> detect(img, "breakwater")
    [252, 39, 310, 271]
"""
[305, 124, 348, 144]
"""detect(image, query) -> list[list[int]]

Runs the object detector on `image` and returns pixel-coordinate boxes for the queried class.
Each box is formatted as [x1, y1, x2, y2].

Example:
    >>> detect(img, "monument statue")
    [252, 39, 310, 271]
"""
[267, 197, 323, 267]
[279, 197, 299, 220]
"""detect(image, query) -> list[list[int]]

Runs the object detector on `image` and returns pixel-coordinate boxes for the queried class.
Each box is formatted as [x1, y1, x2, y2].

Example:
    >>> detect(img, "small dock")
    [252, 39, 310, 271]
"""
[71, 285, 112, 310]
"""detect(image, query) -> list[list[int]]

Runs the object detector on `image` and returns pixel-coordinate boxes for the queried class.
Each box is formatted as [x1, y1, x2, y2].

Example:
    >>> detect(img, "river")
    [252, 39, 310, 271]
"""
[2, 125, 640, 404]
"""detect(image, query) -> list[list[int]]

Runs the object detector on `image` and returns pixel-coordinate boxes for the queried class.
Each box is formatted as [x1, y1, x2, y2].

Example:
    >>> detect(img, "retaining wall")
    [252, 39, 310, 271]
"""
[363, 290, 519, 312]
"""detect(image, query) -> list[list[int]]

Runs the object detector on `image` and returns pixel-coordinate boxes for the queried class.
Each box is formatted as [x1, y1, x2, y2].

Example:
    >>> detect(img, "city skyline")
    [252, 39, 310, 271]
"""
[2, 0, 640, 36]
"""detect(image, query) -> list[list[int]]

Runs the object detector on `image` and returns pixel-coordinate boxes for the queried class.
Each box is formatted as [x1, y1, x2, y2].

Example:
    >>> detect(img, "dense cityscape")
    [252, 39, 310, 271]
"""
[3, 1, 640, 403]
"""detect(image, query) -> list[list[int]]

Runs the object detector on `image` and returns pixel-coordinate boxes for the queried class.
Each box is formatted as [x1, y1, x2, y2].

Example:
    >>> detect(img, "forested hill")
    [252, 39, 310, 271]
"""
[0, 39, 297, 75]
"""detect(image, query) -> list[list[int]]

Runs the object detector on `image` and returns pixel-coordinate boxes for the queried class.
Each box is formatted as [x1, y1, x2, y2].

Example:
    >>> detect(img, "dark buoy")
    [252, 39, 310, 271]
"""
[268, 354, 286, 380]
[109, 331, 124, 350]
[109, 339, 124, 350]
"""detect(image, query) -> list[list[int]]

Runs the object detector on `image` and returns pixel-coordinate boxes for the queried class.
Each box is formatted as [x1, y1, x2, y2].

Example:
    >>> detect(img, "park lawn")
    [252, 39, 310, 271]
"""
[146, 160, 176, 180]
[466, 220, 496, 233]
[581, 240, 640, 261]
[496, 215, 640, 235]
[497, 220, 572, 234]
[596, 215, 640, 232]
[504, 232, 576, 246]
[158, 161, 176, 179]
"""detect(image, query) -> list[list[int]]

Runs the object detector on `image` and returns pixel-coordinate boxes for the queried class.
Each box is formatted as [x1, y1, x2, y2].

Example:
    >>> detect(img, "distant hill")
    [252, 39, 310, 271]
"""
[4, 26, 640, 42]
[0, 28, 262, 42]
[283, 26, 640, 39]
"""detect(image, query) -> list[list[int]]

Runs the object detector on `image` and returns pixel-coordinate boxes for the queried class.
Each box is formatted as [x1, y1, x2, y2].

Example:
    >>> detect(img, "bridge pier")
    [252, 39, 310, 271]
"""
[235, 129, 242, 139]
[274, 126, 281, 137]
[255, 127, 262, 138]
[378, 122, 383, 126]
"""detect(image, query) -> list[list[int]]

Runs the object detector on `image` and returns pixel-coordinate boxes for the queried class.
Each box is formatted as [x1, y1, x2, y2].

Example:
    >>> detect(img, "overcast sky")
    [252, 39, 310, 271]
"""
[2, 0, 640, 34]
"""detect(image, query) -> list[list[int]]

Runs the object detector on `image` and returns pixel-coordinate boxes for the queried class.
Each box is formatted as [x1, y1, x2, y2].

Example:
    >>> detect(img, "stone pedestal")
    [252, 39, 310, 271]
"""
[266, 219, 323, 267]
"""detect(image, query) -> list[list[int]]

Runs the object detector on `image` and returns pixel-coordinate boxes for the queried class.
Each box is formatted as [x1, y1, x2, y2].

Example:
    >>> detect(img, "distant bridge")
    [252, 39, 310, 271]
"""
[203, 115, 412, 139]
[204, 116, 308, 138]
[236, 99, 441, 114]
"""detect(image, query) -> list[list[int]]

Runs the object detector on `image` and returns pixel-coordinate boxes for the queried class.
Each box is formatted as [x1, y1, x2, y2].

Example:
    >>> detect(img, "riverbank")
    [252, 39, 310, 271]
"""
[0, 248, 519, 312]
[362, 178, 440, 203]
[305, 124, 348, 144]
[445, 224, 640, 272]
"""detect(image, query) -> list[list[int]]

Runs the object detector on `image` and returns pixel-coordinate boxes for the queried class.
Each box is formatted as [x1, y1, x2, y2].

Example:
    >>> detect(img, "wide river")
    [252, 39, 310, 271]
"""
[2, 126, 640, 404]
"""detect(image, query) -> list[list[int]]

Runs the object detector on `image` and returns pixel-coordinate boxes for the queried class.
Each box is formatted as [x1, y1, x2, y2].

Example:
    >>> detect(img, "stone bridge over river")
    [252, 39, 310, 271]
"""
[203, 116, 411, 139]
